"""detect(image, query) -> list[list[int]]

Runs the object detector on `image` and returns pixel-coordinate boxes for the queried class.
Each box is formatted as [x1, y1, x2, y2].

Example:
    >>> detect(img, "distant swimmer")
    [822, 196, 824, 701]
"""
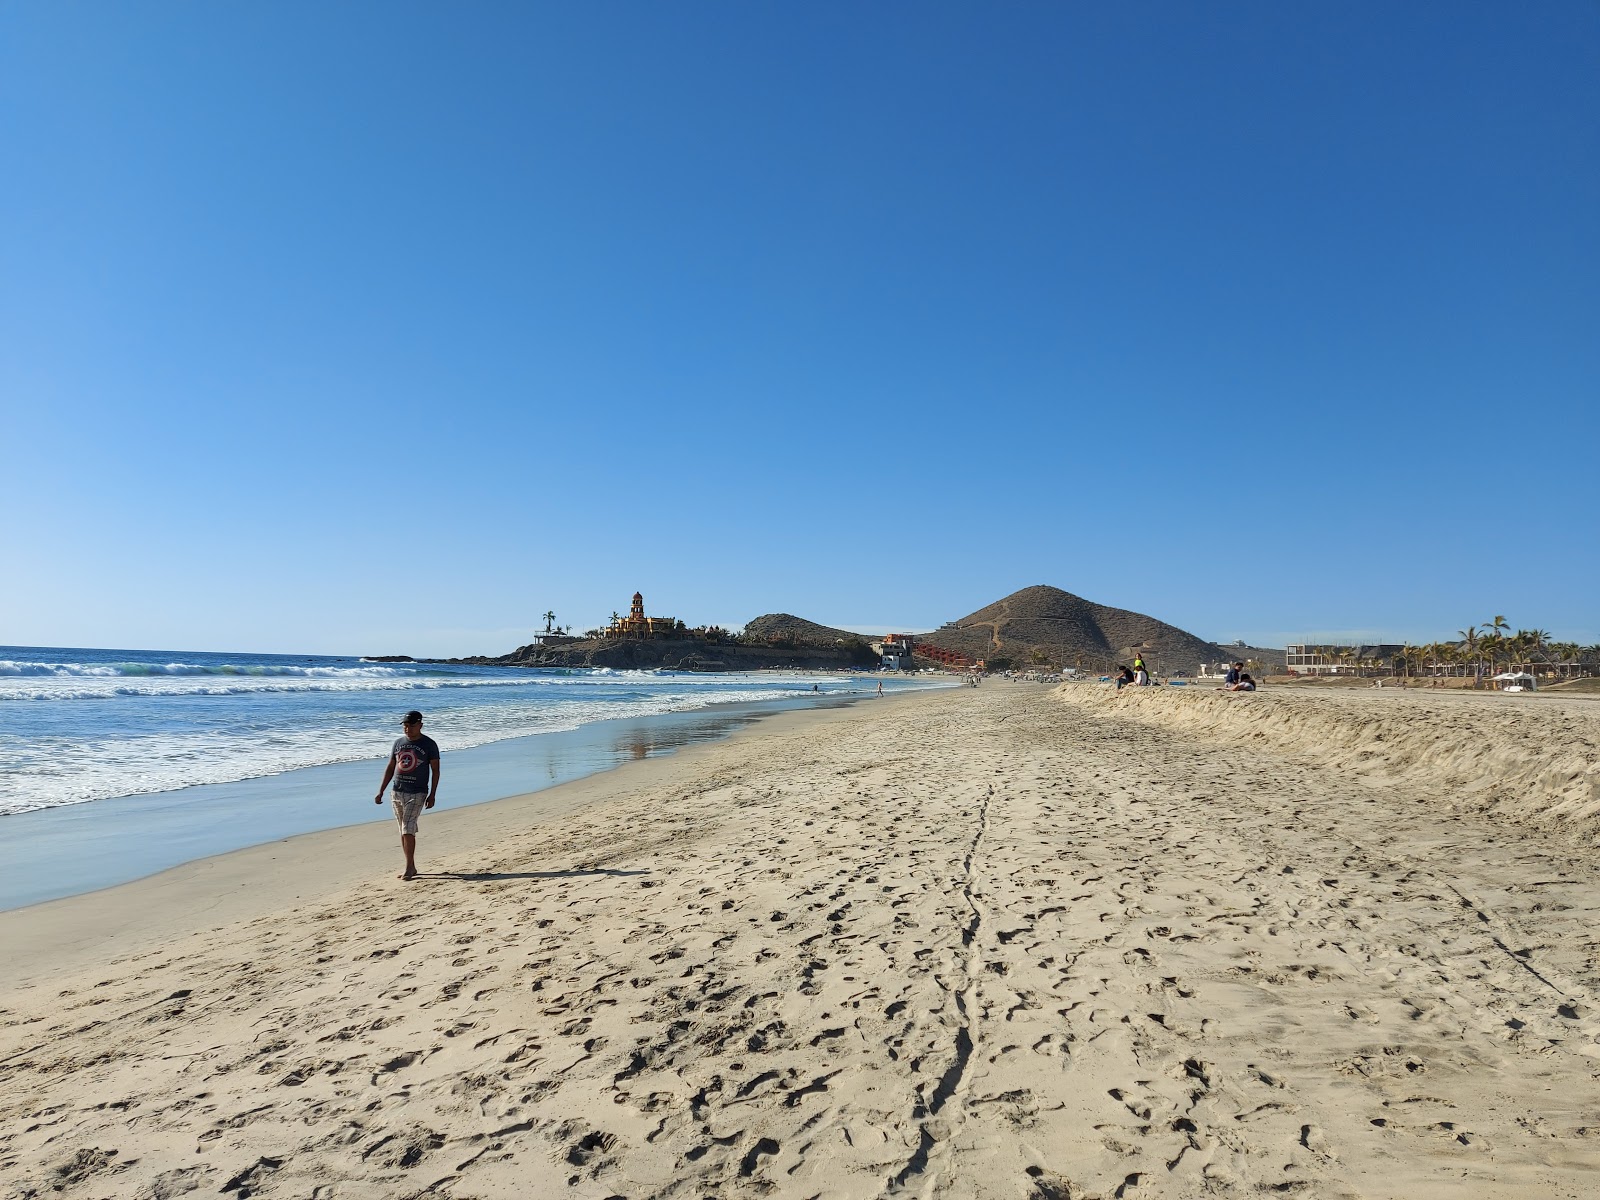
[375, 709, 441, 881]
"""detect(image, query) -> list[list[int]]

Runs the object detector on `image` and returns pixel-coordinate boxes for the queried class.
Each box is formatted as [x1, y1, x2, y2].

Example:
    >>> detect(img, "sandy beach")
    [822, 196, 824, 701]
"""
[4, 683, 1600, 1199]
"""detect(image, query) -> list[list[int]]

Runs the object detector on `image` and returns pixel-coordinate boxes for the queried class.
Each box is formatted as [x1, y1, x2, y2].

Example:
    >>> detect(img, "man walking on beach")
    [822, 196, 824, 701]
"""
[375, 710, 440, 881]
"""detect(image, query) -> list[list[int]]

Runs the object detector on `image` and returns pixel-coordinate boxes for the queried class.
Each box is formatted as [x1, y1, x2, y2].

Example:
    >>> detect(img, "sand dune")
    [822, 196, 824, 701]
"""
[4, 684, 1600, 1198]
[1067, 684, 1600, 840]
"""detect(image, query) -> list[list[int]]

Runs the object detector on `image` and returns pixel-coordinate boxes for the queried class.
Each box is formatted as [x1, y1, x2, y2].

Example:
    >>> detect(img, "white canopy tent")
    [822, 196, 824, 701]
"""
[1492, 671, 1537, 692]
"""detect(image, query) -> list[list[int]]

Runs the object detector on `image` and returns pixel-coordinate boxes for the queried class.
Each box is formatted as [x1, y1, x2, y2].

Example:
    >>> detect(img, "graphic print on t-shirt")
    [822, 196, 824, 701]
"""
[391, 735, 438, 793]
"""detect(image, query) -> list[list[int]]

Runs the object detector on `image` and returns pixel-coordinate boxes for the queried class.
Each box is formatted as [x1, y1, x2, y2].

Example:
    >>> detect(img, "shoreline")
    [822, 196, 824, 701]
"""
[0, 681, 941, 914]
[0, 686, 936, 987]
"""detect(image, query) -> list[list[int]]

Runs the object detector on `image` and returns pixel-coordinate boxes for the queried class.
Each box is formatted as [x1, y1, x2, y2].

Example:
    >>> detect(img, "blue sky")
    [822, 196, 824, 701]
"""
[3, 3, 1595, 656]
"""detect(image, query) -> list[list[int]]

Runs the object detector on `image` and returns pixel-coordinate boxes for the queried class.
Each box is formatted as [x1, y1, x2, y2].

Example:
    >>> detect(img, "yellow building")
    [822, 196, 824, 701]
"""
[605, 592, 682, 639]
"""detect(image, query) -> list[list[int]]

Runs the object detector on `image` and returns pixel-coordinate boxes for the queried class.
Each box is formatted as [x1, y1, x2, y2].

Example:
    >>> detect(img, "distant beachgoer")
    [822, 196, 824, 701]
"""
[375, 710, 441, 881]
[1115, 665, 1135, 690]
[1132, 652, 1147, 677]
[877, 680, 884, 697]
[1221, 661, 1242, 689]
[1226, 673, 1257, 693]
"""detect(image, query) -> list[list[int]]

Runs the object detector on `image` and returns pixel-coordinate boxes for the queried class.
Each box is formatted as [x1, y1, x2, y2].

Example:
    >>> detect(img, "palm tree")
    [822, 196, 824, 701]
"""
[1583, 645, 1600, 679]
[1507, 631, 1531, 674]
[1457, 627, 1481, 683]
[1554, 641, 1581, 679]
[1487, 615, 1511, 660]
[1525, 629, 1553, 676]
[542, 610, 557, 634]
[1480, 631, 1505, 680]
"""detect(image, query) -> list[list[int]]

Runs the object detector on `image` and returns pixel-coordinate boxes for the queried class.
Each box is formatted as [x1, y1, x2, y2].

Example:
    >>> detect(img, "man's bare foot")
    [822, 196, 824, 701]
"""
[399, 869, 418, 881]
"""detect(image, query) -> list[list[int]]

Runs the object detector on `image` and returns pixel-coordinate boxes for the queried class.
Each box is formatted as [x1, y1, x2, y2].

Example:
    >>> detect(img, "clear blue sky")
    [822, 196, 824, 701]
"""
[3, 3, 1596, 656]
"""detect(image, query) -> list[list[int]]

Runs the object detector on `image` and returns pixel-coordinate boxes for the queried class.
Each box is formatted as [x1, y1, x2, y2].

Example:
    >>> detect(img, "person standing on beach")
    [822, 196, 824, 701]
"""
[375, 710, 441, 881]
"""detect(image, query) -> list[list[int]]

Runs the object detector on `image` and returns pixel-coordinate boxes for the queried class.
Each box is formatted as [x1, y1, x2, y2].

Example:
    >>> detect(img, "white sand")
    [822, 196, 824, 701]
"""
[3, 683, 1599, 1198]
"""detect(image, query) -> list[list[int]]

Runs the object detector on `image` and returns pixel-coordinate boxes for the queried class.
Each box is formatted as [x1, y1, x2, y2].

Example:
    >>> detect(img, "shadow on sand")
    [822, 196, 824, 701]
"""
[416, 867, 652, 882]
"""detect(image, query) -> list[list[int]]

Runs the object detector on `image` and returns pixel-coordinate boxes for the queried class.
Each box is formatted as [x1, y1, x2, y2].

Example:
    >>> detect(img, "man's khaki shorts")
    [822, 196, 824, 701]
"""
[391, 792, 428, 835]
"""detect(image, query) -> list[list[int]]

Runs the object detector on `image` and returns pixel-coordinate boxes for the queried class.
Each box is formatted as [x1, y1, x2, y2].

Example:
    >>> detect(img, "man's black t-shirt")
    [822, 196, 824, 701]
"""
[391, 734, 440, 794]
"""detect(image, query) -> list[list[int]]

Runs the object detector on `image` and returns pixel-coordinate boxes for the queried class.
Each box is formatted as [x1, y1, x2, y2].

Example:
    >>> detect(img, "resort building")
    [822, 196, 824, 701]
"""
[880, 634, 916, 671]
[1286, 644, 1406, 675]
[604, 592, 683, 640]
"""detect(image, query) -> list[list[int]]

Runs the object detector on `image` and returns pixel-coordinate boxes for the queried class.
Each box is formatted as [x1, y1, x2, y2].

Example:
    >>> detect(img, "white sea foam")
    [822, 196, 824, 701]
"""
[1, 645, 930, 821]
[0, 676, 552, 702]
[0, 659, 407, 679]
[0, 683, 843, 815]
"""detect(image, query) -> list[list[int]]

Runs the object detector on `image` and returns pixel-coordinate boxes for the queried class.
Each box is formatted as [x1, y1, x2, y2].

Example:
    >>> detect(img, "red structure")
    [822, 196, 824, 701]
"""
[914, 643, 972, 669]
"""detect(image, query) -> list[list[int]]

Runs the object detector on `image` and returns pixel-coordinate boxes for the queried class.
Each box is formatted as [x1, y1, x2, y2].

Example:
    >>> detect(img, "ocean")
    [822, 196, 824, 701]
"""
[0, 645, 944, 908]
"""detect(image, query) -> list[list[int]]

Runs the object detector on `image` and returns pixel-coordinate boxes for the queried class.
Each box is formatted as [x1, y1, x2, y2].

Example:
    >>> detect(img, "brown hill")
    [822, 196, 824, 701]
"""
[741, 613, 869, 648]
[917, 585, 1230, 673]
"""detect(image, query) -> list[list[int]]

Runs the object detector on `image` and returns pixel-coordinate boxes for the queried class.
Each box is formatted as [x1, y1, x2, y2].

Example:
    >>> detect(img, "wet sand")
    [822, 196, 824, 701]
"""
[3, 682, 1599, 1198]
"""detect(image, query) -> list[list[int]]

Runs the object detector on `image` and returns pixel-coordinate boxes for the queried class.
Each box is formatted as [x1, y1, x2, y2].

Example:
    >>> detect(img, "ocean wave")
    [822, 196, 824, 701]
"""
[0, 683, 859, 815]
[0, 664, 816, 701]
[0, 675, 564, 702]
[0, 659, 414, 679]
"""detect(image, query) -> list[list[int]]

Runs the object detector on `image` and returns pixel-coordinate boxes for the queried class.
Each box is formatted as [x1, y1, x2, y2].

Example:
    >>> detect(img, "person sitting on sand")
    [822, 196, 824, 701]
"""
[1115, 665, 1135, 690]
[375, 710, 441, 881]
[1225, 672, 1257, 692]
[1221, 661, 1243, 689]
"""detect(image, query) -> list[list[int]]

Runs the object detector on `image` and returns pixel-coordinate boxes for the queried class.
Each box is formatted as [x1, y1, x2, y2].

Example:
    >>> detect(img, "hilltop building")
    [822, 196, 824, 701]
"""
[880, 634, 916, 670]
[605, 592, 683, 640]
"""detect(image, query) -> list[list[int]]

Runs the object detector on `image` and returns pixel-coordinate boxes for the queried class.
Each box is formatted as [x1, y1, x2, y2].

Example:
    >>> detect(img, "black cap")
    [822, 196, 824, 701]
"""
[403, 710, 424, 724]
